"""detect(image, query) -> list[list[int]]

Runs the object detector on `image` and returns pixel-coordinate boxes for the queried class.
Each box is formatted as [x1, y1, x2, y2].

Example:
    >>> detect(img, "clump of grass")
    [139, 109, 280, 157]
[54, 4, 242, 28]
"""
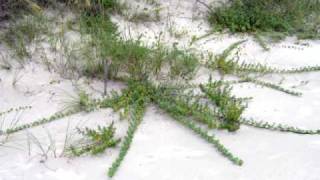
[61, 91, 98, 112]
[69, 122, 120, 156]
[78, 14, 199, 81]
[207, 0, 320, 39]
[168, 46, 199, 80]
[2, 14, 49, 60]
[80, 15, 149, 80]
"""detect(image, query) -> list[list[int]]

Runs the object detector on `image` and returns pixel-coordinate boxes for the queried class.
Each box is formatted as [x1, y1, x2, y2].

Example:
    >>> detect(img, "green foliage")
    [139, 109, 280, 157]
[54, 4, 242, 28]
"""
[80, 15, 152, 79]
[107, 81, 153, 112]
[154, 87, 220, 128]
[2, 2, 320, 178]
[79, 14, 117, 78]
[2, 79, 320, 177]
[108, 99, 147, 177]
[100, 81, 150, 177]
[200, 80, 245, 132]
[79, 14, 200, 81]
[207, 40, 245, 75]
[70, 122, 120, 156]
[150, 83, 243, 165]
[253, 33, 270, 51]
[96, 0, 122, 11]
[206, 41, 277, 75]
[208, 0, 320, 38]
[78, 91, 92, 111]
[154, 92, 243, 165]
[62, 91, 98, 112]
[106, 80, 245, 176]
[110, 39, 153, 80]
[168, 47, 199, 80]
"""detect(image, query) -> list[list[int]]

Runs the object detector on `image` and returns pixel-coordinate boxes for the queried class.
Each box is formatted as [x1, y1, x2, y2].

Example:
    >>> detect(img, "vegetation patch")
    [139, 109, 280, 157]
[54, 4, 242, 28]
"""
[2, 14, 49, 60]
[207, 0, 320, 39]
[1, 0, 320, 179]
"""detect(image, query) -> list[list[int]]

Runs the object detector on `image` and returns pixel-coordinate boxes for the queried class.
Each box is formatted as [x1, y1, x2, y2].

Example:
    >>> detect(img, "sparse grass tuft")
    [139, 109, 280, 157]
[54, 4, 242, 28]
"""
[2, 14, 49, 60]
[61, 91, 97, 112]
[0, 53, 12, 70]
[168, 47, 199, 80]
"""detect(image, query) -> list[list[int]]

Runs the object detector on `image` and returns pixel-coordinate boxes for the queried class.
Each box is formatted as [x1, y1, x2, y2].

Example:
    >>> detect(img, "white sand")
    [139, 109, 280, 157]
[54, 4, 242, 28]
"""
[1, 0, 320, 179]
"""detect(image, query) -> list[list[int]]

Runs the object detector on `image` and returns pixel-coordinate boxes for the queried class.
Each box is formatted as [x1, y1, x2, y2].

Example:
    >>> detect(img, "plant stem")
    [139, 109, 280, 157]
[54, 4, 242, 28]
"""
[107, 103, 146, 177]
[1, 109, 80, 136]
[241, 118, 320, 135]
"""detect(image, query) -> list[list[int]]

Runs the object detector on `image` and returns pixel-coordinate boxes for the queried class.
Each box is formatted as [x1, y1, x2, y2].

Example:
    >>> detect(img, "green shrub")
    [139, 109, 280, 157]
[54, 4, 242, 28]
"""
[208, 0, 320, 38]
[79, 14, 200, 81]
